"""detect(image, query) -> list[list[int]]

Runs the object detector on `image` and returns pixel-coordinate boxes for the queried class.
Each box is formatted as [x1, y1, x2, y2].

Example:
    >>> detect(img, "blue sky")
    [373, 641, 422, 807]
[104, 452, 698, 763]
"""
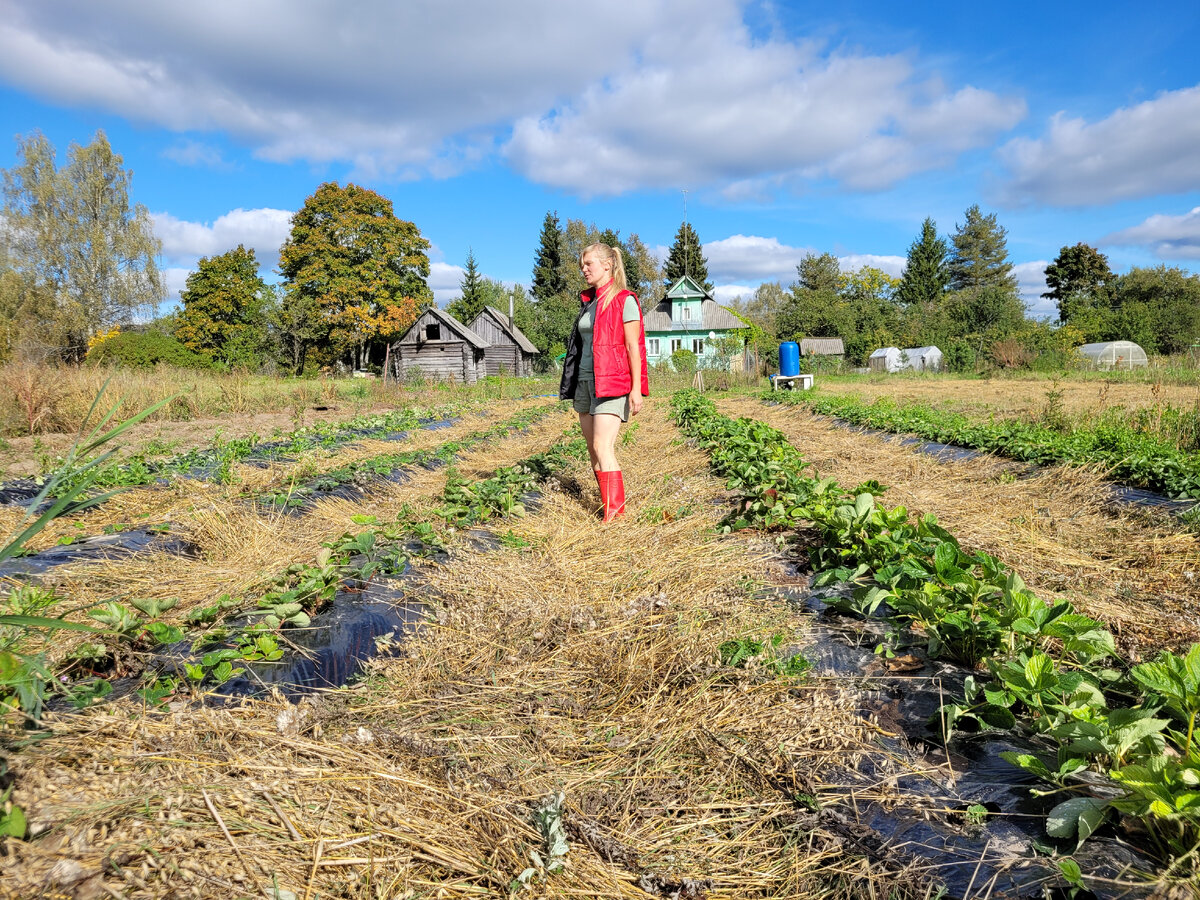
[1, 0, 1198, 319]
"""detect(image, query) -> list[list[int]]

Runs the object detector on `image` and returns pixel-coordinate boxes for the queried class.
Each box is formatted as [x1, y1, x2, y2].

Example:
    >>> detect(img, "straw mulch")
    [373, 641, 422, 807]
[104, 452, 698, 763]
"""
[4, 398, 932, 900]
[0, 399, 551, 556]
[21, 405, 572, 627]
[725, 397, 1200, 655]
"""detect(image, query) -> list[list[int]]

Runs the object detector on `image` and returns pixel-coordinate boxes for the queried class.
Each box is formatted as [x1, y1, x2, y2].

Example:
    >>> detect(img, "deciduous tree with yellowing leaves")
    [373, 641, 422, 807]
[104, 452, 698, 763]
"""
[278, 182, 431, 373]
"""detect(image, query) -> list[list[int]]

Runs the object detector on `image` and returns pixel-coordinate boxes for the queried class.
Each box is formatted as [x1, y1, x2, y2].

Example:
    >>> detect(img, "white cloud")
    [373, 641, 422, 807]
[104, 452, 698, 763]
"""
[0, 0, 682, 179]
[162, 139, 232, 169]
[161, 267, 192, 304]
[837, 254, 906, 278]
[505, 9, 1024, 195]
[429, 262, 466, 305]
[704, 235, 814, 283]
[997, 85, 1200, 207]
[151, 207, 293, 270]
[0, 1, 1023, 192]
[1103, 207, 1200, 260]
[711, 284, 757, 305]
[1013, 260, 1052, 318]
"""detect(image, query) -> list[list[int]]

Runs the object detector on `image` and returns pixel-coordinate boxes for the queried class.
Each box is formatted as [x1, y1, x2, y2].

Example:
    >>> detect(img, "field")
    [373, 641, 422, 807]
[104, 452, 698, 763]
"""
[1, 371, 1199, 899]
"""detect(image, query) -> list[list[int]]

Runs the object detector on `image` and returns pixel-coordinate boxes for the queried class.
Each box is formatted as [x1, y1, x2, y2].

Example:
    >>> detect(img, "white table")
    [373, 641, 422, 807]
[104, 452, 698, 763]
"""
[770, 373, 814, 391]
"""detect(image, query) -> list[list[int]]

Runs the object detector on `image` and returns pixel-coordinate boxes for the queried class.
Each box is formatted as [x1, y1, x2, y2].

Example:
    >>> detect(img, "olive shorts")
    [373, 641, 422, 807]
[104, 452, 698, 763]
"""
[572, 376, 629, 422]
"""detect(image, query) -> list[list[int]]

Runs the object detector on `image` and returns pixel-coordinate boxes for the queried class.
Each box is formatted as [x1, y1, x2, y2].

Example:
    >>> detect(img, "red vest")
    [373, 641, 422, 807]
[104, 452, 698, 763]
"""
[585, 285, 650, 398]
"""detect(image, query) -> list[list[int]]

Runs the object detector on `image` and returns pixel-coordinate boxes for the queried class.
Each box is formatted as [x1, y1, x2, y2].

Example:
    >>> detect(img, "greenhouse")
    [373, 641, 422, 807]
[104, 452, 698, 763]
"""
[868, 347, 902, 373]
[901, 346, 943, 372]
[1077, 340, 1149, 370]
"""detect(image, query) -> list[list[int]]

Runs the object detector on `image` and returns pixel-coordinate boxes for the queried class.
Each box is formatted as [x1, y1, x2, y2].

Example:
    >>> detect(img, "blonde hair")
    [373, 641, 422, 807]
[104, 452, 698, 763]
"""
[580, 242, 628, 309]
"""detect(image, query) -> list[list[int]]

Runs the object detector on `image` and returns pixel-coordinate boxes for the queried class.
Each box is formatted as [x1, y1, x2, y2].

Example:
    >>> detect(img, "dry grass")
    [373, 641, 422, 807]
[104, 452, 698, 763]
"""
[727, 396, 1200, 655]
[815, 373, 1200, 420]
[3, 398, 939, 900]
[0, 363, 557, 476]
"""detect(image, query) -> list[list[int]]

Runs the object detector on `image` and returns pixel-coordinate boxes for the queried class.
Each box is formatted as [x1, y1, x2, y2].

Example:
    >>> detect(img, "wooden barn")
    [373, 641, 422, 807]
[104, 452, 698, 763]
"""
[468, 306, 539, 377]
[390, 307, 488, 384]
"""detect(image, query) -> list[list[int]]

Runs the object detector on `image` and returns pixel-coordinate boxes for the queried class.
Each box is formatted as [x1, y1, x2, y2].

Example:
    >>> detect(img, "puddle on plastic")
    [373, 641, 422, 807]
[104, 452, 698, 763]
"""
[773, 577, 1158, 898]
[215, 577, 428, 698]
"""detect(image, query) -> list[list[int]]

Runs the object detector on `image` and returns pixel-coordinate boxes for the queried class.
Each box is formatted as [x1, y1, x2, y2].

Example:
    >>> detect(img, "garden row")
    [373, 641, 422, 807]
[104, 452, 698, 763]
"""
[772, 389, 1200, 502]
[0, 418, 585, 760]
[671, 389, 1200, 885]
[55, 401, 469, 494]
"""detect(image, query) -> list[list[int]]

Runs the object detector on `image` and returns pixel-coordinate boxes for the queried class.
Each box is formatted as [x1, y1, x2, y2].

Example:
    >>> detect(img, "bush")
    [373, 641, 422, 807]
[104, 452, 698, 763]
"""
[671, 348, 698, 375]
[87, 330, 213, 369]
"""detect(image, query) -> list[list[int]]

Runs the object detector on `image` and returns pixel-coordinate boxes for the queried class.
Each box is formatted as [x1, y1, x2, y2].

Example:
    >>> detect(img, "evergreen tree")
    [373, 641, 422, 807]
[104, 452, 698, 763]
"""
[623, 233, 661, 300]
[1043, 243, 1114, 324]
[897, 218, 950, 307]
[448, 248, 486, 323]
[663, 222, 712, 291]
[531, 211, 566, 303]
[175, 245, 269, 365]
[597, 228, 641, 296]
[948, 205, 1018, 293]
[796, 253, 841, 293]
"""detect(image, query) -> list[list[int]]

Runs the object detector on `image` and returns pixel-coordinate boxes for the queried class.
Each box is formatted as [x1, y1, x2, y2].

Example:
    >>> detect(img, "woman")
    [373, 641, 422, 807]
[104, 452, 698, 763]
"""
[558, 242, 649, 522]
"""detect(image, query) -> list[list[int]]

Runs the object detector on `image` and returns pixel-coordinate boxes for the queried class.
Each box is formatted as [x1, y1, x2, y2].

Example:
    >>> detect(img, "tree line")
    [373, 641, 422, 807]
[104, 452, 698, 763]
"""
[5, 131, 1197, 376]
[727, 207, 1200, 370]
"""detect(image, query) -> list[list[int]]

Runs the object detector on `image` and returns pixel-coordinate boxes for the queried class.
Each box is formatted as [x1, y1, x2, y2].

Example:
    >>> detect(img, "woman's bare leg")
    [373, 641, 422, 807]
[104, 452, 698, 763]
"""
[577, 411, 600, 472]
[592, 413, 622, 472]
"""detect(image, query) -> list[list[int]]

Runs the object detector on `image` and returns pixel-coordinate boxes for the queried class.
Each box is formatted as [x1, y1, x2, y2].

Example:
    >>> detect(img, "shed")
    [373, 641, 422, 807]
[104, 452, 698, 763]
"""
[391, 307, 489, 384]
[800, 337, 845, 358]
[1078, 340, 1148, 370]
[901, 346, 943, 372]
[868, 347, 903, 373]
[468, 307, 539, 377]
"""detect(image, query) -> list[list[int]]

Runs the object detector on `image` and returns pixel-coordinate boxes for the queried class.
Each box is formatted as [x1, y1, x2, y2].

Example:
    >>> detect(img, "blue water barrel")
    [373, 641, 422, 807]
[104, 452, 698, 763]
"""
[779, 341, 800, 377]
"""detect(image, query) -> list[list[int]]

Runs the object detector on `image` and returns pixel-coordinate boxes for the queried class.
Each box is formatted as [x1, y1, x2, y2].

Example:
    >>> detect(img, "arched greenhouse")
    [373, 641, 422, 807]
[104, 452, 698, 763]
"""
[1077, 341, 1148, 370]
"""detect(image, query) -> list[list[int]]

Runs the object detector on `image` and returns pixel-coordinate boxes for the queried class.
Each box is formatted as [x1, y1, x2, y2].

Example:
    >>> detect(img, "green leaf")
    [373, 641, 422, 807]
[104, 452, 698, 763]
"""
[1046, 797, 1108, 847]
[0, 614, 98, 633]
[1057, 858, 1083, 887]
[0, 802, 27, 838]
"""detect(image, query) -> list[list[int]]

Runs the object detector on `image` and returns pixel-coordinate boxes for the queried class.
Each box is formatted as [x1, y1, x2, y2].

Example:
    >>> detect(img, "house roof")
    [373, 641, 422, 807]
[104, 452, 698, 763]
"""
[869, 347, 900, 358]
[800, 337, 845, 355]
[476, 306, 539, 355]
[644, 297, 744, 333]
[664, 274, 711, 301]
[394, 306, 489, 350]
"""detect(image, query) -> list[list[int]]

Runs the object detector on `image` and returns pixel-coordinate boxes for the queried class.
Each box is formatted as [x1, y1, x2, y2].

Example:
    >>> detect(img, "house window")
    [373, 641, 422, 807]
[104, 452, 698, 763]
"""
[425, 323, 441, 340]
[679, 305, 692, 321]
[647, 338, 660, 356]
[670, 339, 683, 353]
[692, 339, 704, 354]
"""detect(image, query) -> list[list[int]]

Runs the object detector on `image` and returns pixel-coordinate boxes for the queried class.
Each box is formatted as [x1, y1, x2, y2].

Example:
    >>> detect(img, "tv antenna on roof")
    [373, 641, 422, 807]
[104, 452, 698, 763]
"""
[681, 188, 689, 279]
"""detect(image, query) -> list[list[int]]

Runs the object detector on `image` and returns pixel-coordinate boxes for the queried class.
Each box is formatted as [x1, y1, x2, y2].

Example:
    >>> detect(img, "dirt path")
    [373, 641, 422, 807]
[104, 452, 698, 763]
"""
[723, 396, 1200, 655]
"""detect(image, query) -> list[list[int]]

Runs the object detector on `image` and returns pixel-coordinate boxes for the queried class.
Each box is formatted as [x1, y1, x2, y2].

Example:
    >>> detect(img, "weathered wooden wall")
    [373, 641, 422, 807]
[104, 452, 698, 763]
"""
[392, 310, 484, 383]
[470, 311, 533, 377]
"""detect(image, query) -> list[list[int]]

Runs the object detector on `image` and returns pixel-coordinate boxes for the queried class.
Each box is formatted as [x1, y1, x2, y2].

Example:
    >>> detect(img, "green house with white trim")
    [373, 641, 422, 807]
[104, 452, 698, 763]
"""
[643, 275, 743, 369]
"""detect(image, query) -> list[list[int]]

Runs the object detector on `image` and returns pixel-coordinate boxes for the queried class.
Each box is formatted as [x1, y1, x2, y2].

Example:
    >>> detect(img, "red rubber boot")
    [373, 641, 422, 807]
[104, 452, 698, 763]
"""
[599, 470, 626, 522]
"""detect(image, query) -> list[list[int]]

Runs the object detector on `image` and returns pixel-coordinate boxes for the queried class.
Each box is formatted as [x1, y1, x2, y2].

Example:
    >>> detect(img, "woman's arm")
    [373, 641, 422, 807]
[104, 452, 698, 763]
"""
[623, 319, 643, 416]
